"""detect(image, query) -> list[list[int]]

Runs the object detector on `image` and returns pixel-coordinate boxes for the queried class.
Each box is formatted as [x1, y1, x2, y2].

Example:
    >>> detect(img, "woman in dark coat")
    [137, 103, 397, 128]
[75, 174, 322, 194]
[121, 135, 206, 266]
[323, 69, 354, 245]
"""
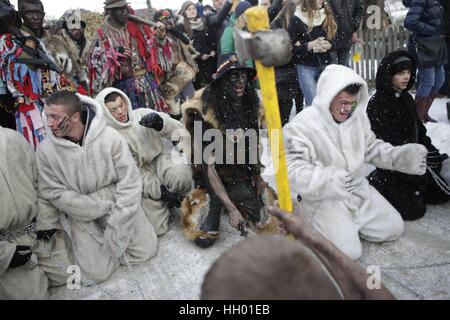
[177, 1, 217, 89]
[403, 0, 446, 123]
[367, 50, 450, 221]
[271, 0, 304, 125]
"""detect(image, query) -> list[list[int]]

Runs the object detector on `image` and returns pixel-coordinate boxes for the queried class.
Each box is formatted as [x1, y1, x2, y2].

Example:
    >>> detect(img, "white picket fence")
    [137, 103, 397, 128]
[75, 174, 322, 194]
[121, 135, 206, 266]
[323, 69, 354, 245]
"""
[349, 25, 411, 88]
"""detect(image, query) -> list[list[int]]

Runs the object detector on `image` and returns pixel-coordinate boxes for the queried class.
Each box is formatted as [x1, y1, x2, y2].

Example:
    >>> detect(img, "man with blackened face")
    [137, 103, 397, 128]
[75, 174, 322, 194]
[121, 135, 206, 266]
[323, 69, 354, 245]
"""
[180, 54, 280, 249]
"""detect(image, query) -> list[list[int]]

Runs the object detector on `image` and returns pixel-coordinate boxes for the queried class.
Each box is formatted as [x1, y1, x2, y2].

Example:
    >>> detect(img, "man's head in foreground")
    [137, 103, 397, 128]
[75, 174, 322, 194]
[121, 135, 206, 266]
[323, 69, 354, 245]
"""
[201, 234, 342, 300]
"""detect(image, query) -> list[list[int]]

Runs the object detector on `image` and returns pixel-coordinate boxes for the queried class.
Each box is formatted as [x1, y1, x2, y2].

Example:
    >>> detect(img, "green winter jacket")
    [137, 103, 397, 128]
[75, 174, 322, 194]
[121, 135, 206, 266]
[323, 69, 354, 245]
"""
[220, 13, 258, 87]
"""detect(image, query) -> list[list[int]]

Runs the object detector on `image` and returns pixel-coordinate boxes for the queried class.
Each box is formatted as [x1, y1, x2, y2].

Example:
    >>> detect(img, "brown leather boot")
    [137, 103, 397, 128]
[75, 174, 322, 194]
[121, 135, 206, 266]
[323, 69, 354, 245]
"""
[424, 93, 437, 123]
[415, 96, 429, 122]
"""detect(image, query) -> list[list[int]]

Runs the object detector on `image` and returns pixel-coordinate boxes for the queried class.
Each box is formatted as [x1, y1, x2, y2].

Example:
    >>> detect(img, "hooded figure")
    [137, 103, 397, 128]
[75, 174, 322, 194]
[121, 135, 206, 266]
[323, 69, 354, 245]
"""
[0, 127, 73, 299]
[180, 54, 278, 249]
[36, 92, 157, 283]
[367, 50, 450, 221]
[95, 88, 194, 235]
[283, 64, 428, 260]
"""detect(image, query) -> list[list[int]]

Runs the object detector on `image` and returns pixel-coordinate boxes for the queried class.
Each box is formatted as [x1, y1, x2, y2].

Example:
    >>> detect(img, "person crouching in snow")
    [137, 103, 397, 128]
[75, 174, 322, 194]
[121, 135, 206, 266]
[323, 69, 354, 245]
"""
[0, 126, 74, 299]
[180, 54, 279, 249]
[36, 90, 157, 283]
[367, 50, 450, 221]
[95, 88, 194, 236]
[283, 64, 428, 260]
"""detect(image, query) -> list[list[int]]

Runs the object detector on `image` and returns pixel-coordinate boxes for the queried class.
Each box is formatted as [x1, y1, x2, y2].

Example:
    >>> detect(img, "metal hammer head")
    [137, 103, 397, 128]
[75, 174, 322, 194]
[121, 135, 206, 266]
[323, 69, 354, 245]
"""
[234, 27, 291, 68]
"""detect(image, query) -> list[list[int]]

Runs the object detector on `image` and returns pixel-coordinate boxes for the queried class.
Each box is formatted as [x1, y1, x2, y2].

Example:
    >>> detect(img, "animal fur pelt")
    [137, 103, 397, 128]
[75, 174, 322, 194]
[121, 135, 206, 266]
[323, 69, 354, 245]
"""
[43, 32, 74, 80]
[180, 88, 266, 182]
[181, 185, 279, 241]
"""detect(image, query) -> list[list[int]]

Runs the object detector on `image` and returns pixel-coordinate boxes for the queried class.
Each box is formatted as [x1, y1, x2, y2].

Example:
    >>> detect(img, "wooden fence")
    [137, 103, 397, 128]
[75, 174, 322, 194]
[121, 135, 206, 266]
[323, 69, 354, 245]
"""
[349, 25, 411, 89]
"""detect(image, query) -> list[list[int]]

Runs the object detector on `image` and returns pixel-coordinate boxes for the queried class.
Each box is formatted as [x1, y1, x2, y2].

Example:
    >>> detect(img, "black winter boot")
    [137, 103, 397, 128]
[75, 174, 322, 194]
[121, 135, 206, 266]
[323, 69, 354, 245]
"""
[195, 206, 221, 249]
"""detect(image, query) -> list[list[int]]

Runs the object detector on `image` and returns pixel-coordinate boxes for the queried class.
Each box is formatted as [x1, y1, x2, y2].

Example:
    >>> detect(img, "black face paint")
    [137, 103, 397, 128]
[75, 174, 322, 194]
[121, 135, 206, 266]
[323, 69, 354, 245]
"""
[110, 6, 128, 26]
[57, 116, 70, 134]
[227, 70, 248, 86]
[226, 70, 248, 98]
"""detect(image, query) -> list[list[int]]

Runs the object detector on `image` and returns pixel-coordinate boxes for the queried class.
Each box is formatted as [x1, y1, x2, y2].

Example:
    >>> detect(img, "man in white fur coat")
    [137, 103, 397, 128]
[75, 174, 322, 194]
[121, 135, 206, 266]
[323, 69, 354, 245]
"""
[35, 91, 157, 283]
[283, 65, 428, 260]
[0, 127, 73, 299]
[95, 88, 194, 236]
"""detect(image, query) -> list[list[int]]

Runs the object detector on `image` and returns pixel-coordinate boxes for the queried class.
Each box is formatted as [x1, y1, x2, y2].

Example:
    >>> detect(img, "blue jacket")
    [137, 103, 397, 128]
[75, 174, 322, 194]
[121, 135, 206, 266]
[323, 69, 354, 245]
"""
[403, 0, 444, 42]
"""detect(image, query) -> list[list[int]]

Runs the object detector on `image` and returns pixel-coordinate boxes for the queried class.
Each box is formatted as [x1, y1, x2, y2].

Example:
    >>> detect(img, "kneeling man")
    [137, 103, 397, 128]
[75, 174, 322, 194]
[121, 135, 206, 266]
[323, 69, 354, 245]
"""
[283, 65, 428, 260]
[96, 88, 194, 235]
[36, 91, 157, 283]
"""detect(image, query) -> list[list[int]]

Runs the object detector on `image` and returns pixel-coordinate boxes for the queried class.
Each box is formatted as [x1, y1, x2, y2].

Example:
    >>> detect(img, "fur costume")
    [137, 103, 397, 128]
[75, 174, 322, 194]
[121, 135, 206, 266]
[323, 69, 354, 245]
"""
[57, 28, 91, 85]
[367, 50, 450, 220]
[0, 127, 73, 299]
[180, 55, 278, 245]
[88, 14, 168, 112]
[95, 87, 194, 235]
[36, 94, 157, 283]
[0, 26, 85, 149]
[152, 9, 199, 116]
[181, 186, 278, 241]
[283, 64, 429, 260]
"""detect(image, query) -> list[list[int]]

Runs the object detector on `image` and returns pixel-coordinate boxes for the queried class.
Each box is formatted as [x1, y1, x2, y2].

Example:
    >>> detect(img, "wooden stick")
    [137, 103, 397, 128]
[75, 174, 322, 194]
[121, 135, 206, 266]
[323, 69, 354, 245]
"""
[127, 14, 156, 28]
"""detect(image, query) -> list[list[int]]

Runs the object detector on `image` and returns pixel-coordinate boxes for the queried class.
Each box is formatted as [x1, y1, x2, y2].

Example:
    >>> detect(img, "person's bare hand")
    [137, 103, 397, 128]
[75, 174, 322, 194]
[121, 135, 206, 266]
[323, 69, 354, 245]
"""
[228, 206, 244, 230]
[268, 201, 316, 240]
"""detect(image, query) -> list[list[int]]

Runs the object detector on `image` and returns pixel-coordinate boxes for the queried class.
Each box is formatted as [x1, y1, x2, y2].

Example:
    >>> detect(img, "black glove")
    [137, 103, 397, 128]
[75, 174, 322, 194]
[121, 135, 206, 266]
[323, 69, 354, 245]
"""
[36, 229, 57, 241]
[139, 112, 163, 131]
[160, 185, 182, 208]
[8, 246, 32, 269]
[426, 150, 442, 171]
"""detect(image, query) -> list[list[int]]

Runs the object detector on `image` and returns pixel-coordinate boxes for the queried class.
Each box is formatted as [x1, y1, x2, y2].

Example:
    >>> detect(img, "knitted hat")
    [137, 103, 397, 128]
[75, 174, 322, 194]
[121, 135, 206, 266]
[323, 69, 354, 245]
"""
[235, 1, 252, 18]
[154, 9, 173, 21]
[390, 56, 412, 76]
[104, 0, 128, 9]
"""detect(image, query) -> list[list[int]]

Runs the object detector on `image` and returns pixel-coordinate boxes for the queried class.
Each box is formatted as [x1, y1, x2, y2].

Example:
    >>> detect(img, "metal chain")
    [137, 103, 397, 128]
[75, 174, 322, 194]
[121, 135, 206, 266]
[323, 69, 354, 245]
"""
[378, 261, 450, 271]
[112, 231, 146, 300]
[0, 221, 36, 241]
[359, 259, 450, 299]
[427, 167, 450, 195]
[39, 238, 119, 300]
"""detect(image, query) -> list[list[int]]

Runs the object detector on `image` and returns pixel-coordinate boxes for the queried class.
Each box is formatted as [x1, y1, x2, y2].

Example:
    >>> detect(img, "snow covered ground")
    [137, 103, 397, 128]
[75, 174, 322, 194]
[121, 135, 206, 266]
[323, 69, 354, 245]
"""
[49, 97, 450, 300]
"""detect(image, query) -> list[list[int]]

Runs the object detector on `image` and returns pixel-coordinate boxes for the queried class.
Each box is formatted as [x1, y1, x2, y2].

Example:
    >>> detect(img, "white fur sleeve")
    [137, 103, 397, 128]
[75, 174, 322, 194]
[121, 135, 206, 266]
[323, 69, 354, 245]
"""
[364, 115, 427, 175]
[284, 127, 349, 201]
[36, 149, 114, 222]
[104, 133, 144, 230]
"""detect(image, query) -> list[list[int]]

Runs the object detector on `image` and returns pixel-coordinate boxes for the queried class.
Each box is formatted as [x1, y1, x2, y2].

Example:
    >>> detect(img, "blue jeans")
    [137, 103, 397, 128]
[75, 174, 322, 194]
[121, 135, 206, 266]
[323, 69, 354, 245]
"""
[296, 64, 325, 106]
[416, 65, 445, 97]
[335, 47, 351, 68]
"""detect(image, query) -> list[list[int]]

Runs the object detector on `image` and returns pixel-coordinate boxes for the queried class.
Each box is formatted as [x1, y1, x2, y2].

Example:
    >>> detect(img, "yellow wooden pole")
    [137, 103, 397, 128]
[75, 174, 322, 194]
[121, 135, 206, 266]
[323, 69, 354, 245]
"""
[245, 7, 294, 236]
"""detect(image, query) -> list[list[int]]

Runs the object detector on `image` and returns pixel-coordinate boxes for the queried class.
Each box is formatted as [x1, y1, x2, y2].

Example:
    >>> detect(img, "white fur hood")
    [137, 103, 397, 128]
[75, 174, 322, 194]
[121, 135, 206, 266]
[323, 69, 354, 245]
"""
[312, 64, 369, 128]
[41, 93, 106, 148]
[95, 87, 135, 130]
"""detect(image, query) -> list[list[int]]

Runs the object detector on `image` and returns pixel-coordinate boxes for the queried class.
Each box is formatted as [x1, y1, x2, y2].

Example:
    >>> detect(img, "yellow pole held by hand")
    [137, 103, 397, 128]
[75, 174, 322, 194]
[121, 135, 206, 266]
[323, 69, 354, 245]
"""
[245, 7, 294, 239]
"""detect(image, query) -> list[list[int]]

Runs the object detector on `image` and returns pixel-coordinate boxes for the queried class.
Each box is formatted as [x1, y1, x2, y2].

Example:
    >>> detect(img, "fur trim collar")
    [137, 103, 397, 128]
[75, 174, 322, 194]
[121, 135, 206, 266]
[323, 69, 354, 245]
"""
[295, 6, 326, 27]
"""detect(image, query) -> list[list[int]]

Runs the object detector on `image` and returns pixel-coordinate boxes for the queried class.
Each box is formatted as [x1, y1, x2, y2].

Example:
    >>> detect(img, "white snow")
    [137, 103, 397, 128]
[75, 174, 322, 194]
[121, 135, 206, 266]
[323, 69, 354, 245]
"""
[49, 95, 450, 300]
